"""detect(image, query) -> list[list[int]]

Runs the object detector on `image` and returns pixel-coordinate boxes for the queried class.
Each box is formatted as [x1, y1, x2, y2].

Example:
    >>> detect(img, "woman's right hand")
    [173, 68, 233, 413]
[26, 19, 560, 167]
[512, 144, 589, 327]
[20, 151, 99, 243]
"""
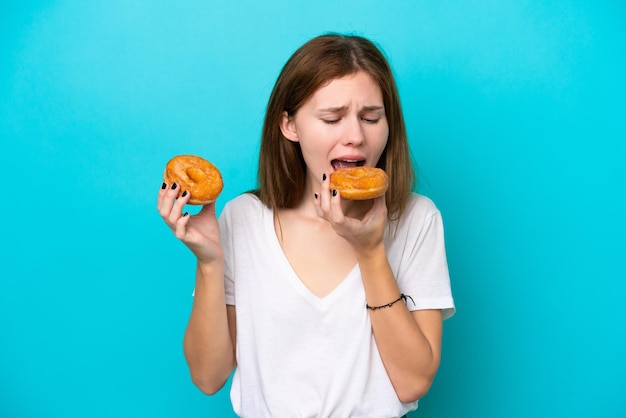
[157, 182, 223, 264]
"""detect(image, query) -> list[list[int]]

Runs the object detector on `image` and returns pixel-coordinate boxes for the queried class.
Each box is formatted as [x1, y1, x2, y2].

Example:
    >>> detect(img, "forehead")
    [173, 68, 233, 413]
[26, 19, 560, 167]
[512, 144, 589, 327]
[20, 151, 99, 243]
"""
[308, 71, 383, 106]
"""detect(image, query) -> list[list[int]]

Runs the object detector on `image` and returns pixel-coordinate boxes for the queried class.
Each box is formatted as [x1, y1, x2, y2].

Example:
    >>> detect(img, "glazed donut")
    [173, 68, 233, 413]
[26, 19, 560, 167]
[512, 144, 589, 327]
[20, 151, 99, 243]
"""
[329, 167, 388, 200]
[163, 155, 223, 205]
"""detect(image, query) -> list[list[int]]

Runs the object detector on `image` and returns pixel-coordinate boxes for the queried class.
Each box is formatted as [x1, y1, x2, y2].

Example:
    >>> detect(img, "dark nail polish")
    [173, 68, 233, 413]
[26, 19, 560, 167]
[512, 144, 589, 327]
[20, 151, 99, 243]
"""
[183, 212, 189, 217]
[332, 189, 338, 197]
[314, 193, 318, 199]
[171, 183, 177, 190]
[182, 190, 188, 197]
[161, 182, 167, 189]
[322, 173, 327, 181]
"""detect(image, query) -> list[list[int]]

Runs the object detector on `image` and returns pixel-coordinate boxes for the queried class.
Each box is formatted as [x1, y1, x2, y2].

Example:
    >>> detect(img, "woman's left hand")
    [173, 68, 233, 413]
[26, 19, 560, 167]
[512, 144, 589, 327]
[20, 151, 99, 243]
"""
[314, 172, 388, 256]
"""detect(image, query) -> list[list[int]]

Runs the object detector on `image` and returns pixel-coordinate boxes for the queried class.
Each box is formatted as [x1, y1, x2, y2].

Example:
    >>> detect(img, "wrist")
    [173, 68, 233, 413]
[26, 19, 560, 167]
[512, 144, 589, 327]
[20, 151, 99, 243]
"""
[196, 258, 224, 278]
[354, 242, 386, 264]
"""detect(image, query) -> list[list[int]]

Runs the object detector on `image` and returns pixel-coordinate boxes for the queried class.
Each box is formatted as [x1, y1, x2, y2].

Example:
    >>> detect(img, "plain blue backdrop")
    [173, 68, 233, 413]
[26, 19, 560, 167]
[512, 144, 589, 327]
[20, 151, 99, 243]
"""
[1, 1, 624, 417]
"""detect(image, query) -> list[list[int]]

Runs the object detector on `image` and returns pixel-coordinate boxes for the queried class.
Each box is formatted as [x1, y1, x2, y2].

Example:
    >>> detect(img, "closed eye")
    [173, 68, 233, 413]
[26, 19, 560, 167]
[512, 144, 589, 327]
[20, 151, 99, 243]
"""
[362, 117, 380, 124]
[361, 107, 384, 124]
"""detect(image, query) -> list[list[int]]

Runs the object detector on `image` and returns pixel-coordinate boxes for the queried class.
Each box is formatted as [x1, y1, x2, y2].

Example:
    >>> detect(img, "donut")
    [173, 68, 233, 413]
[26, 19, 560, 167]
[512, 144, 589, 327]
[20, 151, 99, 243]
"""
[163, 155, 223, 205]
[329, 167, 388, 200]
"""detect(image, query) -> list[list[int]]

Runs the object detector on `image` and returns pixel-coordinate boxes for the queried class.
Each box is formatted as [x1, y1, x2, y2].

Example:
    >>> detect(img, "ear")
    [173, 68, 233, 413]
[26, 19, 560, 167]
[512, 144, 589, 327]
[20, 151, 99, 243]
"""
[280, 111, 299, 143]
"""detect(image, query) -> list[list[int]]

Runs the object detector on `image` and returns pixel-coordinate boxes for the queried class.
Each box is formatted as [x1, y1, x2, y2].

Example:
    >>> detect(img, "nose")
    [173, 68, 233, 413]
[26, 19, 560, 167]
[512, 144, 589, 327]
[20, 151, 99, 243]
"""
[342, 116, 365, 147]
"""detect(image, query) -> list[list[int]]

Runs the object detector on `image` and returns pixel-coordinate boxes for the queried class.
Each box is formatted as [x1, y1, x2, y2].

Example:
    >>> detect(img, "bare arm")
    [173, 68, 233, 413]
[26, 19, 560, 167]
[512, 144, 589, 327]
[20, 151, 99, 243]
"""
[157, 182, 236, 394]
[183, 262, 237, 394]
[316, 180, 444, 402]
[357, 249, 442, 402]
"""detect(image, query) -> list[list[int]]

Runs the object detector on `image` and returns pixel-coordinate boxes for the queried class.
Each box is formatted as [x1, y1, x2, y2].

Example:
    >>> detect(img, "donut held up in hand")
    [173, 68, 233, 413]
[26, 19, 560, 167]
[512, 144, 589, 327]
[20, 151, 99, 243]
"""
[329, 167, 388, 200]
[164, 155, 223, 205]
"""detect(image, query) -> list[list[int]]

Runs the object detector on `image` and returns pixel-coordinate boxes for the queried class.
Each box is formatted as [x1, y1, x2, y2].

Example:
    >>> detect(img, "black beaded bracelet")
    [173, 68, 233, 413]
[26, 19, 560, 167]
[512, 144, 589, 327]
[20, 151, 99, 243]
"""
[366, 293, 415, 311]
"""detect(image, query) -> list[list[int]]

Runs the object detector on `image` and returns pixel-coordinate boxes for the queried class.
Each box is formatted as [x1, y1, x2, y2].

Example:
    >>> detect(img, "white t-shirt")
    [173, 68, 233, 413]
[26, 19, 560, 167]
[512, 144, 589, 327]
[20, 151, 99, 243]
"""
[218, 193, 455, 418]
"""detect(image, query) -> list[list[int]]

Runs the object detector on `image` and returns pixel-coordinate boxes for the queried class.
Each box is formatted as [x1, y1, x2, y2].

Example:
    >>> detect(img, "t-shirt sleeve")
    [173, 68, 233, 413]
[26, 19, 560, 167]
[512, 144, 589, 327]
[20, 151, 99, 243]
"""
[395, 198, 455, 319]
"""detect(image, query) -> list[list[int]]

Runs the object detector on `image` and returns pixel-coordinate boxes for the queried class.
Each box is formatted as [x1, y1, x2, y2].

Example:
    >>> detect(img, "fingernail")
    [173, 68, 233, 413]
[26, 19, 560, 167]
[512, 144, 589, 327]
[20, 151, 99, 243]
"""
[332, 189, 338, 197]
[171, 183, 177, 190]
[183, 212, 189, 217]
[314, 193, 318, 199]
[161, 182, 167, 189]
[182, 190, 188, 197]
[322, 173, 327, 181]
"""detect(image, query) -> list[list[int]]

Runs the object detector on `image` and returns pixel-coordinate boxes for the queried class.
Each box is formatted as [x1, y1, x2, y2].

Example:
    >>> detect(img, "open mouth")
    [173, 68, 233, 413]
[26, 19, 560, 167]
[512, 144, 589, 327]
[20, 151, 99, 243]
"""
[331, 159, 365, 171]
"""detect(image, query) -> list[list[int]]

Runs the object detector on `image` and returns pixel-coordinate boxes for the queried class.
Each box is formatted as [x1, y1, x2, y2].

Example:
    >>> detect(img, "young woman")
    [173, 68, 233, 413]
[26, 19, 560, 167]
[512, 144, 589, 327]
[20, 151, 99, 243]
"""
[158, 33, 455, 418]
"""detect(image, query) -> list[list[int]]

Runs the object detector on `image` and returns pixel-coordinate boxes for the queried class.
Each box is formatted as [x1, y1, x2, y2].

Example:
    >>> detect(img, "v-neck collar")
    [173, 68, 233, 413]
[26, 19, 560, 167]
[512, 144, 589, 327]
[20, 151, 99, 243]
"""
[263, 206, 360, 311]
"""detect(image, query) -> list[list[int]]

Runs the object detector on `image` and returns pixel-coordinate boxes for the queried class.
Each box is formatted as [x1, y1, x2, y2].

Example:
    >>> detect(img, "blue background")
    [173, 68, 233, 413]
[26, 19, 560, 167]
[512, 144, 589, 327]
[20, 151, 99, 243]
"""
[1, 1, 624, 417]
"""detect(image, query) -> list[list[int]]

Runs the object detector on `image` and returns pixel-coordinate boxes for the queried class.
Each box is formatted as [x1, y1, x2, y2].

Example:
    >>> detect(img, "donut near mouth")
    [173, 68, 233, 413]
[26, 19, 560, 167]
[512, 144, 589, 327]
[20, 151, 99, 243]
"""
[163, 155, 223, 205]
[329, 167, 389, 200]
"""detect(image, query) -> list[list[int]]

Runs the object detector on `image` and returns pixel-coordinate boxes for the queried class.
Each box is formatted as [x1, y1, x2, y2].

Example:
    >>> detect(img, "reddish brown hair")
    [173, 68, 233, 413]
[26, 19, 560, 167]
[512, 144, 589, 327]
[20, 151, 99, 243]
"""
[255, 33, 416, 220]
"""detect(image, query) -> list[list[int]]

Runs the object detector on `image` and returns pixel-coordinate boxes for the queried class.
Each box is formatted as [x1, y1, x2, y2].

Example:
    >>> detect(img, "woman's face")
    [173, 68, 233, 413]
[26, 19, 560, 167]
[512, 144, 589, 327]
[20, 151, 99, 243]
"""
[281, 71, 389, 190]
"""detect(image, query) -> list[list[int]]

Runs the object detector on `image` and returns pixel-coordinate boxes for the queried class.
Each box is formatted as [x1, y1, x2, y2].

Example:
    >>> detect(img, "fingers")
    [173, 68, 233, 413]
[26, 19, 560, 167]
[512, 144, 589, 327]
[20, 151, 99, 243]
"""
[157, 182, 169, 213]
[315, 171, 346, 225]
[157, 181, 191, 229]
[314, 172, 329, 215]
[363, 194, 387, 223]
[174, 211, 191, 239]
[314, 171, 388, 241]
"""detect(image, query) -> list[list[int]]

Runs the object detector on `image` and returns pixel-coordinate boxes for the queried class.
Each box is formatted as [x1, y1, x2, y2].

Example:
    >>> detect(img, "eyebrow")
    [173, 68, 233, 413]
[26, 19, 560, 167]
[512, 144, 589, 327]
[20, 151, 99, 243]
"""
[318, 105, 385, 112]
